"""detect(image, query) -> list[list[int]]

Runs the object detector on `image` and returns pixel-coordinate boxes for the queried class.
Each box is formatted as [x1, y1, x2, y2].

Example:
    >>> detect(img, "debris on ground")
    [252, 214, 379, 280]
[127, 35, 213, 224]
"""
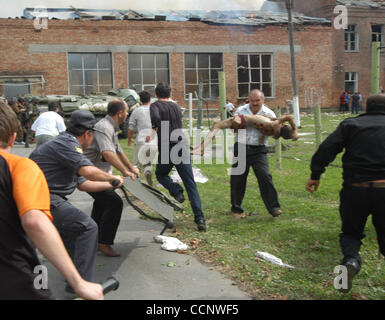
[254, 251, 294, 269]
[154, 235, 189, 252]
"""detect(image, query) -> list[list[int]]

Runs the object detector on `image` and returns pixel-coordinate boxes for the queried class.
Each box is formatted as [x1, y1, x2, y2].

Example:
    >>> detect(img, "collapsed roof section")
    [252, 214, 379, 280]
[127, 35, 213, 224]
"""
[22, 7, 330, 26]
[336, 0, 385, 8]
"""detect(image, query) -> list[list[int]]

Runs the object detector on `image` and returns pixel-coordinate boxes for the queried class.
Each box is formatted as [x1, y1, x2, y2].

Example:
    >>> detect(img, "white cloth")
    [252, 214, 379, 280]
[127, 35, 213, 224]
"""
[234, 104, 276, 146]
[31, 111, 66, 137]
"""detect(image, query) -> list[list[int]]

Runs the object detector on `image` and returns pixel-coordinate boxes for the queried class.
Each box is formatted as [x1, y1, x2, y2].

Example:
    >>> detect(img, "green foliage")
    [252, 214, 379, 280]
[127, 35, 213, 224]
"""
[120, 112, 385, 300]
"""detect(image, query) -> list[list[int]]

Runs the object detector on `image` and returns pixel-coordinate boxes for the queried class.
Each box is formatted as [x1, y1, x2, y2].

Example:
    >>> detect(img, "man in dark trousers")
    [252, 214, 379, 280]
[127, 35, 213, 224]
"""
[30, 110, 123, 293]
[306, 94, 385, 293]
[149, 83, 206, 232]
[84, 99, 139, 257]
[230, 89, 282, 218]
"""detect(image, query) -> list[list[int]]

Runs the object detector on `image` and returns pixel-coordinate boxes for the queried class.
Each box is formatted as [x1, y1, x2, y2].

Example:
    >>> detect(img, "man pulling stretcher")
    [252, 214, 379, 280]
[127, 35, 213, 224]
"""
[191, 113, 299, 156]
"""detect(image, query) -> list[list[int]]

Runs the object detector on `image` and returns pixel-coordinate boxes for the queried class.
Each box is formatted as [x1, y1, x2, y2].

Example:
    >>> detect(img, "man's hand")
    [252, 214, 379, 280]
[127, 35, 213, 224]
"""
[73, 280, 104, 300]
[110, 175, 124, 188]
[131, 166, 141, 178]
[145, 136, 151, 143]
[122, 170, 136, 181]
[305, 179, 320, 193]
[127, 139, 132, 147]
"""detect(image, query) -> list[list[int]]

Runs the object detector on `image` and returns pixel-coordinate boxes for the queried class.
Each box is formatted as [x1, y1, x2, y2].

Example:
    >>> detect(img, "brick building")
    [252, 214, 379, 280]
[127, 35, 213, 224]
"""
[293, 0, 385, 107]
[0, 7, 334, 111]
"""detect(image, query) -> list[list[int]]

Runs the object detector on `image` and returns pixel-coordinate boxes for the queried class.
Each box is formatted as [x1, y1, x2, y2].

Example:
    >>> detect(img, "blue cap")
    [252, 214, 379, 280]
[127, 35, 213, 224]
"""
[68, 110, 96, 129]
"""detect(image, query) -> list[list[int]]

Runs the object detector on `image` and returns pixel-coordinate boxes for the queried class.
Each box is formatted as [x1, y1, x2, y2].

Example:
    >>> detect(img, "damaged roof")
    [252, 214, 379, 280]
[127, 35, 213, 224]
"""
[21, 7, 330, 26]
[336, 0, 385, 8]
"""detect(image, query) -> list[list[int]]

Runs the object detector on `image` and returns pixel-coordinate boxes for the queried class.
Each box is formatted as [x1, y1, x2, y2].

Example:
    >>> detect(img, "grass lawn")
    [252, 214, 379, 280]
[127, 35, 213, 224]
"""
[120, 111, 385, 300]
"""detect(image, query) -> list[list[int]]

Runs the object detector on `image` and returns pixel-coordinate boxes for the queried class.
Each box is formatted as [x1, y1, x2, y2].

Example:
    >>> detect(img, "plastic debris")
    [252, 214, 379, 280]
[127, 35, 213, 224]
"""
[154, 235, 189, 252]
[254, 251, 294, 269]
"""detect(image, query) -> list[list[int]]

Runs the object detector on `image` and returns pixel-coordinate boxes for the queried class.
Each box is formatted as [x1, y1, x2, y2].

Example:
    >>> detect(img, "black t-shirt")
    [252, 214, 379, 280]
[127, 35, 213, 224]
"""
[150, 100, 187, 151]
[0, 154, 53, 300]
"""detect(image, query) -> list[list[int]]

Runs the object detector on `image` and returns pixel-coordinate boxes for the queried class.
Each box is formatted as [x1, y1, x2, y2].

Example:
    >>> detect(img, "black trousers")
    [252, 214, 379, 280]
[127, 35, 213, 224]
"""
[230, 143, 280, 215]
[339, 186, 385, 271]
[88, 189, 123, 245]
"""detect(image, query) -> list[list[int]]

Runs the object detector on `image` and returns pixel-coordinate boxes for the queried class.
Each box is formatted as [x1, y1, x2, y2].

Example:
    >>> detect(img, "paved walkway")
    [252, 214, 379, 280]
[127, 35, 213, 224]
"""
[11, 145, 250, 300]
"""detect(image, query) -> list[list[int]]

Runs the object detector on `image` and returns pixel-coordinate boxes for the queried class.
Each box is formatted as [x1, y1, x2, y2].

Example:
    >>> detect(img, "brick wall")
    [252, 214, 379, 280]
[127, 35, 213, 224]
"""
[0, 18, 334, 111]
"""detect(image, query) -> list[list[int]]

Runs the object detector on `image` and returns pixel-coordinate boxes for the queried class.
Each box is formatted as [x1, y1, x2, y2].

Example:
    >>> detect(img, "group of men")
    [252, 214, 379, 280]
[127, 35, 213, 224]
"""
[2, 81, 385, 299]
[339, 91, 363, 114]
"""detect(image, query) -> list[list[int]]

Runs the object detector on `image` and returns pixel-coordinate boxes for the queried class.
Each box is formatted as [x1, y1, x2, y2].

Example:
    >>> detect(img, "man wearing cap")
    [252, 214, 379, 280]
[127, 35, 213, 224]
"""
[30, 110, 124, 290]
[84, 99, 140, 257]
[306, 94, 385, 293]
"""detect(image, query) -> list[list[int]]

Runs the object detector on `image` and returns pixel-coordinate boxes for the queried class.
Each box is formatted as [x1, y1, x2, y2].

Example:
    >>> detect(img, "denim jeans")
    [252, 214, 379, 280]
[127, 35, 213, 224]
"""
[155, 143, 205, 224]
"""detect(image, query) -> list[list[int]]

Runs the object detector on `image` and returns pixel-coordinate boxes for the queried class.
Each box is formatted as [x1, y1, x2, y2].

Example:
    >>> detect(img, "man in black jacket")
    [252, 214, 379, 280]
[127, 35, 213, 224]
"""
[306, 94, 385, 293]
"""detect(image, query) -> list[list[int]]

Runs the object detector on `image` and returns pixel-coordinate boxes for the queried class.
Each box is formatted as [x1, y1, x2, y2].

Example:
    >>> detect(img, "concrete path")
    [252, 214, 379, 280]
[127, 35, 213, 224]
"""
[11, 145, 250, 300]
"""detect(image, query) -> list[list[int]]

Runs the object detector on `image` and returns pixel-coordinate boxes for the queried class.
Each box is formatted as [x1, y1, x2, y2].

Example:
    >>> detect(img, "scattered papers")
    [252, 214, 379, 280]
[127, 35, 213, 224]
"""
[254, 251, 294, 269]
[154, 235, 189, 252]
[171, 167, 208, 183]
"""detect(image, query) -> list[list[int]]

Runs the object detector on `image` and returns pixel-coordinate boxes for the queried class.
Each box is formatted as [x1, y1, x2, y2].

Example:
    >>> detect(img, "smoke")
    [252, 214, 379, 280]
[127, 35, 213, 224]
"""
[16, 0, 267, 11]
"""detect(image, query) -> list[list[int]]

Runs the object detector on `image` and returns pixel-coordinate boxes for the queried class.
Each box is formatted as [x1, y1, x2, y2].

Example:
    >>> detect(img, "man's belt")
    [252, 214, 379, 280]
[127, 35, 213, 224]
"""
[246, 144, 265, 149]
[351, 181, 385, 188]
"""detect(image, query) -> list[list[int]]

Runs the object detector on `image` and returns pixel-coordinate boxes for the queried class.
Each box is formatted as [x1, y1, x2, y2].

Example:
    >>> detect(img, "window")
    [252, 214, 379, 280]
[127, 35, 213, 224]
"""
[344, 25, 358, 51]
[184, 53, 223, 100]
[345, 72, 358, 93]
[68, 53, 113, 95]
[372, 25, 383, 44]
[237, 53, 273, 98]
[128, 53, 169, 95]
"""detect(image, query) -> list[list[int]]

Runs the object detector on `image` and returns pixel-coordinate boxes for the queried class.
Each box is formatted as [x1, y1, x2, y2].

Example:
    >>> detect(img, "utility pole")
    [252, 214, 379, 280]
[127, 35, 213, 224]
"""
[271, 0, 301, 127]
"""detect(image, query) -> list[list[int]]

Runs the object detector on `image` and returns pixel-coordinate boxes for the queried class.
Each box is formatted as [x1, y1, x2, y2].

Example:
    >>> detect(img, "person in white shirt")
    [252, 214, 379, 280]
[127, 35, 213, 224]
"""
[226, 100, 235, 118]
[230, 89, 282, 219]
[31, 102, 66, 147]
[127, 91, 157, 186]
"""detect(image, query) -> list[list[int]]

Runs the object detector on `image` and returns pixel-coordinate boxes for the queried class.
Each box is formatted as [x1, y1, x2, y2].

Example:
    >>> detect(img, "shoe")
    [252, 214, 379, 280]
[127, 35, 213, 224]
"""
[196, 219, 206, 232]
[25, 143, 29, 148]
[339, 259, 359, 293]
[98, 244, 121, 257]
[174, 191, 185, 204]
[271, 209, 282, 217]
[231, 205, 244, 214]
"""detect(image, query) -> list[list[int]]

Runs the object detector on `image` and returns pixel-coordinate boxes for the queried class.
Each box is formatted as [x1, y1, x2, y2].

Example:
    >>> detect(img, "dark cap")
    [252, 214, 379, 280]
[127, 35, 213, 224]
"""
[17, 97, 25, 103]
[68, 110, 96, 129]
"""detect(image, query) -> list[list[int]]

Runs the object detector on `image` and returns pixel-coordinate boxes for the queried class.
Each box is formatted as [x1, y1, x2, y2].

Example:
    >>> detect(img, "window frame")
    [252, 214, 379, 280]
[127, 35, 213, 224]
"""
[236, 53, 274, 99]
[183, 53, 224, 101]
[127, 53, 170, 95]
[344, 71, 358, 93]
[67, 53, 114, 95]
[344, 25, 359, 52]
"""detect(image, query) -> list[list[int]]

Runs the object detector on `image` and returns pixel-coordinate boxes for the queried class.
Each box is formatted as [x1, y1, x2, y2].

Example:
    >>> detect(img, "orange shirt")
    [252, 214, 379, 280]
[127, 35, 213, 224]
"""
[0, 151, 52, 220]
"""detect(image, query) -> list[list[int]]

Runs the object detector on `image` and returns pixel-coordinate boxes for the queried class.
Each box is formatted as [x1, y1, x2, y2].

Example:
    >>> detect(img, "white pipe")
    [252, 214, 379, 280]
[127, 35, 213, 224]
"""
[189, 92, 193, 137]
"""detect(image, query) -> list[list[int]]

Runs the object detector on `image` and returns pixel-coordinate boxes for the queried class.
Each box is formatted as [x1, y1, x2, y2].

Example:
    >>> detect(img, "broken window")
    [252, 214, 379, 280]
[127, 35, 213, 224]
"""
[128, 53, 170, 95]
[184, 53, 223, 100]
[345, 25, 358, 51]
[68, 53, 113, 95]
[372, 25, 383, 44]
[237, 53, 273, 98]
[345, 72, 358, 93]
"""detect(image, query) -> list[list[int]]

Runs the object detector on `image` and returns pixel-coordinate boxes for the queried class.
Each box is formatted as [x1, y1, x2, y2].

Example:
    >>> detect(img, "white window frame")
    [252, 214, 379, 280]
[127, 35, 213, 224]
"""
[236, 53, 273, 99]
[345, 72, 358, 93]
[127, 53, 170, 94]
[183, 53, 223, 100]
[345, 25, 359, 52]
[67, 53, 113, 95]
